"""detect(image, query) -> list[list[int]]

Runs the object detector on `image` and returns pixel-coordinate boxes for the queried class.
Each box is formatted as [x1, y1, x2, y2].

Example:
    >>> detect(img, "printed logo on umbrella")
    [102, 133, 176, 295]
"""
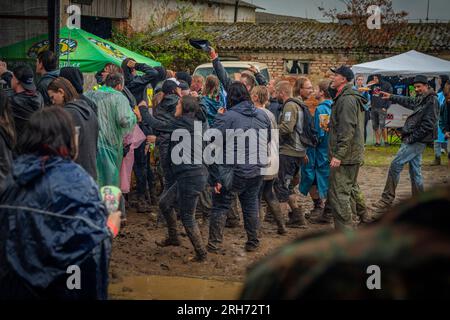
[88, 38, 126, 60]
[27, 39, 78, 58]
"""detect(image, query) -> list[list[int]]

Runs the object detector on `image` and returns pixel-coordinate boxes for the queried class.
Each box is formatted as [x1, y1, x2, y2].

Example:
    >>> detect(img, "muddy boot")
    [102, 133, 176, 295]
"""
[185, 224, 207, 262]
[307, 199, 325, 220]
[309, 211, 333, 224]
[147, 188, 158, 206]
[136, 194, 149, 213]
[267, 200, 287, 235]
[431, 157, 441, 166]
[357, 208, 373, 224]
[286, 207, 308, 229]
[155, 211, 180, 247]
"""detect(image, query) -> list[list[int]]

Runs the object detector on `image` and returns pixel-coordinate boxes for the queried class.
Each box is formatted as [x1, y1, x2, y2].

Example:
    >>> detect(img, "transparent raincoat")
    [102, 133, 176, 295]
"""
[85, 86, 136, 187]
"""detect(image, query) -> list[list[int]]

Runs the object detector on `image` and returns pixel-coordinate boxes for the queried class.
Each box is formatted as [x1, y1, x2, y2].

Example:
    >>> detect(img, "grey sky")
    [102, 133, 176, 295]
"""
[250, 0, 450, 21]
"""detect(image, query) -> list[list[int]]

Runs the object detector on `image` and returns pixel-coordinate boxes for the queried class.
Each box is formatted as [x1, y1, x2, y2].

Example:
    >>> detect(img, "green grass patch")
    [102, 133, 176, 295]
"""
[364, 145, 436, 167]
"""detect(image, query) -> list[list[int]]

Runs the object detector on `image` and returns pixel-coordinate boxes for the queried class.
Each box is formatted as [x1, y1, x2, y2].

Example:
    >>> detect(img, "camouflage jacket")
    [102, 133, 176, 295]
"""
[241, 187, 450, 299]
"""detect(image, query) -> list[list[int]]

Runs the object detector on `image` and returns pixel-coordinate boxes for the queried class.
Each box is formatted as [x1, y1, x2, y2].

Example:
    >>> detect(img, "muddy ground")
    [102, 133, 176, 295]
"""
[109, 165, 449, 287]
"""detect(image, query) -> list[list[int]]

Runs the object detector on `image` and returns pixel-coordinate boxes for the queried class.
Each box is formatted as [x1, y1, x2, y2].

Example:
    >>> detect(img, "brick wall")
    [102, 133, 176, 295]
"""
[219, 49, 450, 82]
[219, 50, 381, 82]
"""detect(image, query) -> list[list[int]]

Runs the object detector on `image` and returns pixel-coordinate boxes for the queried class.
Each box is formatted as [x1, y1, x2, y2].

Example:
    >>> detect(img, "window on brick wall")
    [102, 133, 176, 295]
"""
[284, 60, 310, 75]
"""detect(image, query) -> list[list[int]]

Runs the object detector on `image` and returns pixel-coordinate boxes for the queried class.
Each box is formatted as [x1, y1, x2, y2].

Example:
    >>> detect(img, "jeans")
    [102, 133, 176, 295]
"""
[208, 175, 263, 249]
[274, 155, 302, 203]
[159, 174, 207, 228]
[434, 141, 447, 158]
[133, 143, 155, 196]
[381, 142, 427, 204]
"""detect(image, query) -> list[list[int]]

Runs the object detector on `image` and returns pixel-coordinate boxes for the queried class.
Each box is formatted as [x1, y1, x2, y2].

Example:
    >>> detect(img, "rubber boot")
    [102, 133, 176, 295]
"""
[307, 198, 324, 220]
[431, 157, 441, 166]
[147, 188, 158, 206]
[136, 194, 149, 213]
[185, 224, 207, 262]
[286, 196, 308, 228]
[155, 210, 180, 247]
[286, 207, 308, 228]
[267, 200, 287, 235]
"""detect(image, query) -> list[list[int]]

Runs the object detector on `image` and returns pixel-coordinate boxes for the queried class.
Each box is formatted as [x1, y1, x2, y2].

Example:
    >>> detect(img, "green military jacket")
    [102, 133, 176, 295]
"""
[328, 83, 367, 165]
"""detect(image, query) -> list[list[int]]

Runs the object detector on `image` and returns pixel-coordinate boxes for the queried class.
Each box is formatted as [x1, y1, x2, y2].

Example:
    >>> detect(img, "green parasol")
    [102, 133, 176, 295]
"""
[0, 27, 160, 72]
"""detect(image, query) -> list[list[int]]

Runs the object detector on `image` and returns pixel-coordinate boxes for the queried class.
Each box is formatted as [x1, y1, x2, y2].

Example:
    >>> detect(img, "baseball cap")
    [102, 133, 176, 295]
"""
[13, 65, 36, 91]
[189, 39, 212, 52]
[330, 65, 355, 82]
[162, 78, 181, 95]
[413, 75, 429, 85]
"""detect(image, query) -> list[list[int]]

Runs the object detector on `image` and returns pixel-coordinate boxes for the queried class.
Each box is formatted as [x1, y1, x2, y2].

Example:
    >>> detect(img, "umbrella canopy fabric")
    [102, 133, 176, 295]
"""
[0, 27, 160, 72]
[352, 50, 450, 77]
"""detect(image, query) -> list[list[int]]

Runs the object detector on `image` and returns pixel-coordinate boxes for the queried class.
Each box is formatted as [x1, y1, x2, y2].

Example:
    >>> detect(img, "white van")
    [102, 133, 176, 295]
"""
[193, 61, 271, 81]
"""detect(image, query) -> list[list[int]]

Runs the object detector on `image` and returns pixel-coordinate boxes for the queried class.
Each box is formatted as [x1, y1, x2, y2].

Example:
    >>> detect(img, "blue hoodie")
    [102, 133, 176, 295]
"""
[0, 154, 112, 299]
[212, 100, 271, 180]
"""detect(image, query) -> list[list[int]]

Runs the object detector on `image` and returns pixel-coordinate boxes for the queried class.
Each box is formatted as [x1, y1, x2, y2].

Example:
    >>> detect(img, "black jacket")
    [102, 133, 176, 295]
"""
[36, 70, 60, 106]
[64, 99, 99, 179]
[147, 109, 208, 179]
[0, 127, 13, 194]
[212, 100, 271, 180]
[9, 90, 44, 134]
[123, 63, 161, 104]
[390, 90, 439, 144]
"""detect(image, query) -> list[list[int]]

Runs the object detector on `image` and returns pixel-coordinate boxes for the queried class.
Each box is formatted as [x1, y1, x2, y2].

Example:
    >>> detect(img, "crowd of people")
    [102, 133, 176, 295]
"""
[0, 47, 448, 299]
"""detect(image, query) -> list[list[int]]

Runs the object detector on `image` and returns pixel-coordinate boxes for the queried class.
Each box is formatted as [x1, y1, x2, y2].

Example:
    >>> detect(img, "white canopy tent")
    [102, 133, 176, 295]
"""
[352, 51, 450, 139]
[352, 50, 450, 77]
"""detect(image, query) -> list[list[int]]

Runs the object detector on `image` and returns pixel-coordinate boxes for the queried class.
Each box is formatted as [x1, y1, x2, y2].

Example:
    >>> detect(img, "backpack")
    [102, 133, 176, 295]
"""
[285, 98, 318, 148]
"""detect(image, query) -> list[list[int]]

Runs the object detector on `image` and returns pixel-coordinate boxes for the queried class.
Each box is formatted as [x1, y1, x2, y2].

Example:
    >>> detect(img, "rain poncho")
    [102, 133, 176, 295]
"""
[436, 92, 447, 143]
[85, 86, 136, 187]
[120, 124, 146, 193]
[0, 154, 112, 299]
[300, 99, 332, 199]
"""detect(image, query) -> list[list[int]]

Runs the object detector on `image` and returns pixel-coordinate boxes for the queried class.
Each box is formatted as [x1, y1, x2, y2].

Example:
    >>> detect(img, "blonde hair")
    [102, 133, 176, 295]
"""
[275, 81, 293, 98]
[251, 85, 270, 106]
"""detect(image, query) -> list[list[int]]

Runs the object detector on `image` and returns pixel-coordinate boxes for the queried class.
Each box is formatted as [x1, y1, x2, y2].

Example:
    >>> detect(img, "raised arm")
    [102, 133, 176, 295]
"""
[210, 48, 233, 92]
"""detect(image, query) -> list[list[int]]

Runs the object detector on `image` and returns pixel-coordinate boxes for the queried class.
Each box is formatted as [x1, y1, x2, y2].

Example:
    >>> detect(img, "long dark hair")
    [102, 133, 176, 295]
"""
[48, 77, 79, 104]
[226, 82, 251, 108]
[17, 107, 76, 159]
[0, 90, 16, 146]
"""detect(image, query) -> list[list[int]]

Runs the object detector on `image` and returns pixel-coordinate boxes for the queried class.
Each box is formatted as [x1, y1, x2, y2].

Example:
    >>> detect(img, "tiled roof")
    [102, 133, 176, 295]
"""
[164, 21, 450, 52]
[255, 12, 314, 23]
[198, 0, 264, 10]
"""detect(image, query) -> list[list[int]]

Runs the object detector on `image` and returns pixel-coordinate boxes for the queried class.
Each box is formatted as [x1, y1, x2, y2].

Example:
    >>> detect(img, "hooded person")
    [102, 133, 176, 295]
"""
[0, 107, 120, 300]
[207, 82, 272, 253]
[145, 95, 209, 262]
[8, 65, 44, 135]
[121, 58, 165, 104]
[60, 66, 98, 115]
[47, 77, 99, 180]
[154, 79, 182, 191]
[85, 73, 137, 188]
